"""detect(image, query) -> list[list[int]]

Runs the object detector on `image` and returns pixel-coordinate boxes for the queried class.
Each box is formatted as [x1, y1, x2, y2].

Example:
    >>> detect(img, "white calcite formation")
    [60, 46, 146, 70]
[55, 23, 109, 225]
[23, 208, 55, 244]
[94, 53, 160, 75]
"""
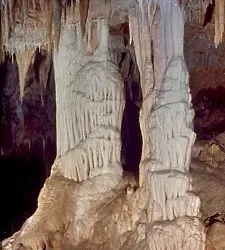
[53, 19, 124, 182]
[0, 1, 210, 250]
[147, 217, 205, 250]
[214, 0, 225, 47]
[147, 56, 200, 223]
[128, 0, 155, 186]
[129, 0, 205, 249]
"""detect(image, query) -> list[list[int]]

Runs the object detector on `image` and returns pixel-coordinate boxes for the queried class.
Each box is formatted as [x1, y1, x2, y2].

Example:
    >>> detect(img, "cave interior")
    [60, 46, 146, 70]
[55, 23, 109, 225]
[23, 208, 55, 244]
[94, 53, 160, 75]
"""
[1, 0, 225, 249]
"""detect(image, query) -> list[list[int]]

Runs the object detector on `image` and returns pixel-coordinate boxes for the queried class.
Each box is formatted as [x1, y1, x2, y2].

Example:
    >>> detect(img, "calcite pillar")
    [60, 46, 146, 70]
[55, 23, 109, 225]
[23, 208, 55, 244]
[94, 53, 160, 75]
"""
[129, 0, 205, 249]
[53, 19, 124, 181]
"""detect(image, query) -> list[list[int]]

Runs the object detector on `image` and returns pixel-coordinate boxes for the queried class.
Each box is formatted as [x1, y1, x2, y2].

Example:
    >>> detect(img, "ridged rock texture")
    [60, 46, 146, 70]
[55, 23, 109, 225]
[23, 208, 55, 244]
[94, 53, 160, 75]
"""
[3, 0, 225, 249]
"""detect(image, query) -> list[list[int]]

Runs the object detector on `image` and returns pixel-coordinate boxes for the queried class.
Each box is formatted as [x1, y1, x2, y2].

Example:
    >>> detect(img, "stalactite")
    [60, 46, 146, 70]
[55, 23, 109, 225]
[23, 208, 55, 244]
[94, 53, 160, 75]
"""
[39, 53, 51, 106]
[180, 0, 212, 25]
[22, 0, 28, 25]
[63, 1, 67, 23]
[39, 0, 45, 12]
[11, 0, 18, 33]
[85, 20, 98, 55]
[47, 0, 53, 48]
[32, 0, 36, 9]
[16, 50, 35, 99]
[3, 1, 9, 44]
[79, 0, 89, 38]
[53, 0, 62, 51]
[8, 0, 13, 32]
[214, 0, 225, 47]
[68, 0, 76, 16]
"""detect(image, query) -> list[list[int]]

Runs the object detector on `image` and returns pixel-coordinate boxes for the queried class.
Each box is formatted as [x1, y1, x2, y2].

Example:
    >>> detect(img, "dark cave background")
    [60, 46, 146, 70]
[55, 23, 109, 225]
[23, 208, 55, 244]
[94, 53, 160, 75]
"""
[184, 22, 225, 142]
[0, 50, 56, 241]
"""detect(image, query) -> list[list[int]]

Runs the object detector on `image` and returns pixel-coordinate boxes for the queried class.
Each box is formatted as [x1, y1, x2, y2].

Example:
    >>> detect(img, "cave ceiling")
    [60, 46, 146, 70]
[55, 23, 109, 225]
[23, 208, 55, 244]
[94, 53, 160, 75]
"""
[0, 0, 222, 54]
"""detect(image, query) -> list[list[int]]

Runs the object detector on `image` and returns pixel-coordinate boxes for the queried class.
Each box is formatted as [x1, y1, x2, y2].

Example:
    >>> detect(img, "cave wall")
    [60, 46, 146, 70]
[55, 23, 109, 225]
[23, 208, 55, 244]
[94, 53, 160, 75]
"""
[185, 23, 225, 139]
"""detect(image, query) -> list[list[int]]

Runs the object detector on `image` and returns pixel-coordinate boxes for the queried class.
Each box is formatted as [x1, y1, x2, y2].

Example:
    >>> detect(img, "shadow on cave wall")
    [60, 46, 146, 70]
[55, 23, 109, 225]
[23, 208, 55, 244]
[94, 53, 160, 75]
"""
[116, 27, 143, 177]
[121, 80, 142, 177]
[193, 86, 225, 140]
[184, 22, 225, 141]
[0, 155, 45, 241]
[0, 50, 56, 241]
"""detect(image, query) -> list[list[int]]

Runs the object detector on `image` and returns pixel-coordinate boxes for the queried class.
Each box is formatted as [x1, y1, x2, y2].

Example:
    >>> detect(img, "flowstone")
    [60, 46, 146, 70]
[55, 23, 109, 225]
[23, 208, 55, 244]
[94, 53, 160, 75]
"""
[3, 166, 145, 250]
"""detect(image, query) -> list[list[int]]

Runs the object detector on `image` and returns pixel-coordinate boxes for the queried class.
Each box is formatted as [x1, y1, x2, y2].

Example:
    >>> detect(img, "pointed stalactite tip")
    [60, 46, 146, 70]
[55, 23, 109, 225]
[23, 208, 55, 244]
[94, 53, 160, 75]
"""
[53, 0, 62, 52]
[79, 0, 90, 38]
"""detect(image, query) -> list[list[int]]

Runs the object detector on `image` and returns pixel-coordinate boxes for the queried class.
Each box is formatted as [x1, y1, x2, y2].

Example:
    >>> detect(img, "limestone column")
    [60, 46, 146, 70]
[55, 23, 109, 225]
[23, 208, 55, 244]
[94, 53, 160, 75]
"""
[129, 0, 205, 249]
[53, 19, 124, 182]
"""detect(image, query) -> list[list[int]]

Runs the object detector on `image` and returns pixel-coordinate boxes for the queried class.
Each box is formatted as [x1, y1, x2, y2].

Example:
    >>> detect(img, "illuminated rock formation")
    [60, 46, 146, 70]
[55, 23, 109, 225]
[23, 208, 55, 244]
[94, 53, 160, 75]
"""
[3, 0, 225, 249]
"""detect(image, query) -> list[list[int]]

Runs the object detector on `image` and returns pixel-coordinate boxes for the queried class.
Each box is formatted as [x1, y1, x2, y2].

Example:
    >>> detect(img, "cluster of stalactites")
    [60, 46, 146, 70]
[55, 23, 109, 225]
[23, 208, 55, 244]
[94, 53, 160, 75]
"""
[0, 0, 90, 100]
[180, 0, 212, 23]
[0, 0, 90, 59]
[146, 0, 225, 48]
[182, 0, 224, 47]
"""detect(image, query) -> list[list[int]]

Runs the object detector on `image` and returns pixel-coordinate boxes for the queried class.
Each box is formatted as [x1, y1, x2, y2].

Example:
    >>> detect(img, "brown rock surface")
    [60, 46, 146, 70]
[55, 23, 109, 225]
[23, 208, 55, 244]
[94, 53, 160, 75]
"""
[207, 222, 225, 250]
